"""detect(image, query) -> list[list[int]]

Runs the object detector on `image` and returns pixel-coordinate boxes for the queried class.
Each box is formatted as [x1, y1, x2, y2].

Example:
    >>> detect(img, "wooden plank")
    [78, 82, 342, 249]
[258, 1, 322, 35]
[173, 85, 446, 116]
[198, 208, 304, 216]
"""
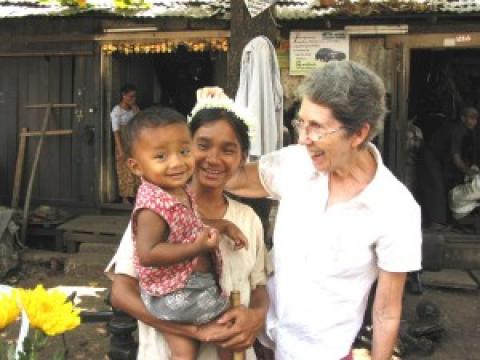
[65, 232, 121, 244]
[86, 51, 101, 206]
[22, 129, 73, 137]
[58, 215, 129, 234]
[47, 56, 61, 201]
[0, 51, 93, 57]
[422, 270, 478, 290]
[95, 30, 231, 42]
[11, 127, 28, 208]
[72, 56, 85, 203]
[25, 103, 76, 109]
[60, 56, 74, 202]
[21, 105, 52, 244]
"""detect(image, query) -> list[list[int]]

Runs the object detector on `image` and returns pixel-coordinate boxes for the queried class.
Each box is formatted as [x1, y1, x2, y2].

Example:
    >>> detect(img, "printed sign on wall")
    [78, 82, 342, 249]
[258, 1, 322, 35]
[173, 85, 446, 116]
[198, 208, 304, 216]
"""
[289, 31, 350, 76]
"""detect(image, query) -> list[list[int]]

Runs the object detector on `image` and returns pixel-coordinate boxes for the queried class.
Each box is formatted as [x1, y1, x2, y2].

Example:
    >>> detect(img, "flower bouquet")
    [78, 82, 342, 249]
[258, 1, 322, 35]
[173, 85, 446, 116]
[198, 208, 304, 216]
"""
[0, 285, 81, 360]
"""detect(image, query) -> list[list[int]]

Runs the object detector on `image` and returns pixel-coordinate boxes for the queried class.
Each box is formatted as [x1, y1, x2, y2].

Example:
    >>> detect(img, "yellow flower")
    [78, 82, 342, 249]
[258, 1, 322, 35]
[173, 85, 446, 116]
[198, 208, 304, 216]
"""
[18, 285, 81, 336]
[0, 290, 20, 330]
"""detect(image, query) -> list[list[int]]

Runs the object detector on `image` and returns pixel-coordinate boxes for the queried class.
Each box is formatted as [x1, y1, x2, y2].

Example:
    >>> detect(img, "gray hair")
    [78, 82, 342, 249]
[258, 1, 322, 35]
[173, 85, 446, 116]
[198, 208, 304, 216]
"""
[298, 61, 387, 142]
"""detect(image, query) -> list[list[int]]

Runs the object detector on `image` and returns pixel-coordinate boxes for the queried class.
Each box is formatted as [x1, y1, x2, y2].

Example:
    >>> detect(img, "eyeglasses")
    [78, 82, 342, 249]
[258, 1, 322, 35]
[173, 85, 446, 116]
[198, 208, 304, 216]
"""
[292, 119, 349, 142]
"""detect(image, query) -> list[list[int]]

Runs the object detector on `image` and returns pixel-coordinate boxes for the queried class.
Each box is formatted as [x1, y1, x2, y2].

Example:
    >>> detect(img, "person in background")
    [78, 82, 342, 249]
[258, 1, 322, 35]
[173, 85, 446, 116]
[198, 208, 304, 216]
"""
[224, 61, 422, 360]
[111, 83, 140, 204]
[419, 106, 479, 228]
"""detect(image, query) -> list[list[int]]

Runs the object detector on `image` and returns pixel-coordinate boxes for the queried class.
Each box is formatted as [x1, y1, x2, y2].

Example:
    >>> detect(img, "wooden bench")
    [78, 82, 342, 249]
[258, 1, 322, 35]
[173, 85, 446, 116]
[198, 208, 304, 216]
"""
[57, 215, 129, 253]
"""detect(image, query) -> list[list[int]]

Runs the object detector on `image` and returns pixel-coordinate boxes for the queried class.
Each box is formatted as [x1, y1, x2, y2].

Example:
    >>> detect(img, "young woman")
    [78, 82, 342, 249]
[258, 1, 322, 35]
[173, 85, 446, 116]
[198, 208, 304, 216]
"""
[111, 83, 140, 204]
[106, 95, 270, 360]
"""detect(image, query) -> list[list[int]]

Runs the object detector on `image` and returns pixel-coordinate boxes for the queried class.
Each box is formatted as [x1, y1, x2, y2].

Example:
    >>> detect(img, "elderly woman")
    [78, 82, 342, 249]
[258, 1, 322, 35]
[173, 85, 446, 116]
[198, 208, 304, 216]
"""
[225, 61, 422, 359]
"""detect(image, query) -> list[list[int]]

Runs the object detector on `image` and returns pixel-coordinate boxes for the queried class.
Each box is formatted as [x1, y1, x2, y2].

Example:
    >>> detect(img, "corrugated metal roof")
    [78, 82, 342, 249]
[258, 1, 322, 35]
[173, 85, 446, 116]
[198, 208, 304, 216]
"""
[274, 0, 480, 19]
[0, 0, 229, 18]
[1, 0, 480, 19]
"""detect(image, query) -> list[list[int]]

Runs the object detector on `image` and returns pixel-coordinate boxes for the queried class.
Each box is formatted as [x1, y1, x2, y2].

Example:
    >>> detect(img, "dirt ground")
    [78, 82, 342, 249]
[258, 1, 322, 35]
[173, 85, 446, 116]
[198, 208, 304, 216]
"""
[2, 263, 480, 360]
[403, 287, 480, 360]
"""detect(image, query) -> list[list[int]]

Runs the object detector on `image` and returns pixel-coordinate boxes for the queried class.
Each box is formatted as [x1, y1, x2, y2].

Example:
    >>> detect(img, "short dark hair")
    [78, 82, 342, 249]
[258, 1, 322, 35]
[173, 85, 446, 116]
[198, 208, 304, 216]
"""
[189, 108, 250, 154]
[120, 83, 137, 98]
[123, 106, 188, 157]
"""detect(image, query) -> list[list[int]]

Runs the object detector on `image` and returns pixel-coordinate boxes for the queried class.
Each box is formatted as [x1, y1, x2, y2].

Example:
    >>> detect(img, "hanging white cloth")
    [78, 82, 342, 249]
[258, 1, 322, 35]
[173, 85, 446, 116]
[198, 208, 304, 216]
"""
[235, 36, 283, 157]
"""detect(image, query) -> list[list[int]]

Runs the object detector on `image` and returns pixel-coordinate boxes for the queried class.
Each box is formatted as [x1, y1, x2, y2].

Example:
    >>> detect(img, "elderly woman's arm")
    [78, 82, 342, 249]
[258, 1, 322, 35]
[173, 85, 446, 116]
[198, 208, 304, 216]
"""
[371, 271, 407, 360]
[225, 163, 269, 198]
[199, 285, 269, 351]
[111, 274, 228, 340]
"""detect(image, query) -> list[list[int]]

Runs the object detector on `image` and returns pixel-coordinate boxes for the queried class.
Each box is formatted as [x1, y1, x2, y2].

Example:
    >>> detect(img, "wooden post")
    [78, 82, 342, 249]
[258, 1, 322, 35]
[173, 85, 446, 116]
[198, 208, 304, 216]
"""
[11, 127, 28, 209]
[230, 290, 245, 360]
[227, 0, 279, 96]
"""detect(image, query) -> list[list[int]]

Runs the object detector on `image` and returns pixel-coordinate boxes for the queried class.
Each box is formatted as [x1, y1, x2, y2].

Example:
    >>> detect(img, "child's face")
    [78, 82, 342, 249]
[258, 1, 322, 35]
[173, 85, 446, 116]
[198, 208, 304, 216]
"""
[128, 123, 194, 191]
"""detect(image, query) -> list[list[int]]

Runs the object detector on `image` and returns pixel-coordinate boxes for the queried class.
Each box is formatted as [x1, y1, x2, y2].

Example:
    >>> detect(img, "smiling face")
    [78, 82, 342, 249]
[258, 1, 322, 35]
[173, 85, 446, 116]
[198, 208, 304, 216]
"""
[128, 123, 194, 192]
[298, 97, 368, 173]
[192, 119, 246, 190]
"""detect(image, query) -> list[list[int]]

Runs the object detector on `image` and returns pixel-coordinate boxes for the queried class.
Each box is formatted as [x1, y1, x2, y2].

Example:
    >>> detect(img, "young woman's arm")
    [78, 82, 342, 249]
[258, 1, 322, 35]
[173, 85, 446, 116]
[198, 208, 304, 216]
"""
[135, 209, 216, 267]
[225, 163, 269, 198]
[113, 131, 124, 158]
[111, 274, 228, 340]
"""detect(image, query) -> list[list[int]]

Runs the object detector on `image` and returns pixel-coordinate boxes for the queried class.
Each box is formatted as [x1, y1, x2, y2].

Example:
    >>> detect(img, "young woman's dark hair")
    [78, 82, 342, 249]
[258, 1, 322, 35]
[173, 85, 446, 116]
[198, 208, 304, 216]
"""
[123, 106, 187, 156]
[120, 83, 137, 98]
[189, 108, 250, 154]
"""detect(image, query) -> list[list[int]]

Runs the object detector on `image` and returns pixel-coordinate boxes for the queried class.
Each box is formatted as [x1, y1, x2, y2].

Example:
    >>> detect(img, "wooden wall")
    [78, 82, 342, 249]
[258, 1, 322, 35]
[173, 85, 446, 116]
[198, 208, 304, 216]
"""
[0, 52, 100, 209]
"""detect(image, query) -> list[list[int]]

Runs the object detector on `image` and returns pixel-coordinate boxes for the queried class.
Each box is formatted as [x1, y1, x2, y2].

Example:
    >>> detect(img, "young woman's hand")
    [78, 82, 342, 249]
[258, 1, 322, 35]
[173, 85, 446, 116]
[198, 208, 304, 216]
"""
[194, 228, 220, 252]
[206, 305, 264, 351]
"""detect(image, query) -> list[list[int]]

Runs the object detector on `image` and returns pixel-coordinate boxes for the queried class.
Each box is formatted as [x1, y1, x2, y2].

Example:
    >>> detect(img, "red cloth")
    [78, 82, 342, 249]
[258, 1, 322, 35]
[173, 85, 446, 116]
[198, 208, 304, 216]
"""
[133, 180, 222, 296]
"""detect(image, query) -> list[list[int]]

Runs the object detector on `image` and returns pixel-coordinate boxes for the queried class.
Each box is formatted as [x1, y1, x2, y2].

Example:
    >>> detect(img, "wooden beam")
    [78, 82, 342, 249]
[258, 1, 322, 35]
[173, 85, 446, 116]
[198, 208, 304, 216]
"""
[25, 104, 77, 109]
[11, 128, 28, 209]
[0, 51, 93, 57]
[21, 129, 73, 137]
[21, 105, 52, 244]
[95, 30, 231, 42]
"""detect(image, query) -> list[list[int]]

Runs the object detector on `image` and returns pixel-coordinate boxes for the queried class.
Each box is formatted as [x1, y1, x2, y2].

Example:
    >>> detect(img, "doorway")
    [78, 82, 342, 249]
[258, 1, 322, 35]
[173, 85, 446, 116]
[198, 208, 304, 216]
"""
[102, 47, 227, 205]
[407, 49, 480, 226]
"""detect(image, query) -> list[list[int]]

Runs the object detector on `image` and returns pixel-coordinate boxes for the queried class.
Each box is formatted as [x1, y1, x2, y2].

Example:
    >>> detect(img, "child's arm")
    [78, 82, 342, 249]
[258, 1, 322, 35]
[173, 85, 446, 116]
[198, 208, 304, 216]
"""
[136, 209, 218, 267]
[203, 219, 248, 250]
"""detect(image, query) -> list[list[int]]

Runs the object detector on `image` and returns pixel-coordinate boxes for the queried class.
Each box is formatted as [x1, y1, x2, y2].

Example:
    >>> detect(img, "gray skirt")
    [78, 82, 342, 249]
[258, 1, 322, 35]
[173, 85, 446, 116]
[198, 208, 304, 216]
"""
[141, 272, 229, 325]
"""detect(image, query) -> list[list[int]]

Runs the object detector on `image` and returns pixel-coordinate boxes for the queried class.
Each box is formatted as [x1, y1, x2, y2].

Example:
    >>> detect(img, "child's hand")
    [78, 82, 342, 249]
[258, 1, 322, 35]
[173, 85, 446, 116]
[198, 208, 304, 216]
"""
[201, 219, 248, 251]
[195, 228, 220, 252]
[223, 222, 248, 251]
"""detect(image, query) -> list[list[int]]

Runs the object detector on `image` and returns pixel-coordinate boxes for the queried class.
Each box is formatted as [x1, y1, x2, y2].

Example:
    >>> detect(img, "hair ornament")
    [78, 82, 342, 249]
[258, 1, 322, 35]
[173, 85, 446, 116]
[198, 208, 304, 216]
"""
[188, 95, 256, 140]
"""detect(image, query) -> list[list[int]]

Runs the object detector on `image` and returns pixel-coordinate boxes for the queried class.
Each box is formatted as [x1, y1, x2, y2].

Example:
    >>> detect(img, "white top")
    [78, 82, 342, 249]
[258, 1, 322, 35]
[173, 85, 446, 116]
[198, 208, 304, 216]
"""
[259, 144, 422, 360]
[235, 36, 283, 157]
[105, 196, 269, 360]
[111, 104, 137, 132]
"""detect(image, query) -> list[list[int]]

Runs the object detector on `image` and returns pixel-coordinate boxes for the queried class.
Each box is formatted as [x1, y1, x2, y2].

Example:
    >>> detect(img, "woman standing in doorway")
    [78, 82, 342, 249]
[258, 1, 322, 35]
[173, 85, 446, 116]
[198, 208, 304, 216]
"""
[111, 84, 140, 204]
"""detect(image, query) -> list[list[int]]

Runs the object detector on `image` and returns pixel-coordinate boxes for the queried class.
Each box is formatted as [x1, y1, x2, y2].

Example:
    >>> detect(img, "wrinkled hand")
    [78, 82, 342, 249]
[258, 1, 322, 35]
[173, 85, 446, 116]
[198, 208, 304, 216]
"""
[194, 227, 219, 252]
[196, 87, 228, 101]
[206, 306, 264, 351]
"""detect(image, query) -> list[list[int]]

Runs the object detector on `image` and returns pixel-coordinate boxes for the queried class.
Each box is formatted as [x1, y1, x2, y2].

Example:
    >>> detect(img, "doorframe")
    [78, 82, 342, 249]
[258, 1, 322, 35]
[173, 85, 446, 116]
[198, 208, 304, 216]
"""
[97, 31, 231, 207]
[385, 31, 480, 182]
